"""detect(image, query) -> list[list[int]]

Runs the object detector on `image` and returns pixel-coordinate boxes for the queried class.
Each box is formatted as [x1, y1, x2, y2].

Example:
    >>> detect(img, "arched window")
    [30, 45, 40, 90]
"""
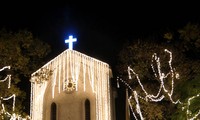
[85, 99, 90, 120]
[51, 102, 57, 120]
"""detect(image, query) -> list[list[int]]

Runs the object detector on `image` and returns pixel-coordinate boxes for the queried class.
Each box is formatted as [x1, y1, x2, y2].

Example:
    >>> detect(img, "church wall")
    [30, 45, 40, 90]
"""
[42, 68, 96, 120]
[30, 50, 113, 120]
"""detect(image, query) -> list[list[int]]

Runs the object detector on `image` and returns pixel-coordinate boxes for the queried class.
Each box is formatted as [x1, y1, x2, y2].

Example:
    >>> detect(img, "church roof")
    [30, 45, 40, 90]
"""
[31, 49, 111, 79]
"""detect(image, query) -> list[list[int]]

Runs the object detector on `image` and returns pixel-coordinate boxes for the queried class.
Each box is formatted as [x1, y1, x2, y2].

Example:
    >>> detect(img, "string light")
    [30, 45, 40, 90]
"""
[0, 66, 10, 72]
[117, 49, 199, 119]
[186, 93, 200, 120]
[0, 66, 30, 120]
[0, 66, 11, 88]
[30, 49, 111, 120]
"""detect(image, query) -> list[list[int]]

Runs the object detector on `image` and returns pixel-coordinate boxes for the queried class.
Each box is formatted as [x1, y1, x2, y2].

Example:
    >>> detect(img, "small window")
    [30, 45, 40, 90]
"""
[85, 99, 90, 120]
[51, 102, 57, 120]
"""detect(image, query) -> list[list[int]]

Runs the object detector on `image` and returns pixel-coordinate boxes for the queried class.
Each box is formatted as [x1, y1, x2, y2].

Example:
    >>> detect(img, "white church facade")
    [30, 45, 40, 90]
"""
[29, 48, 115, 120]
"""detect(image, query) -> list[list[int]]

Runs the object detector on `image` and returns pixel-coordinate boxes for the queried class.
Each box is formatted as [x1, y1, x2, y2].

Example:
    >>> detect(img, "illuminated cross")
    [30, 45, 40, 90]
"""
[65, 35, 77, 50]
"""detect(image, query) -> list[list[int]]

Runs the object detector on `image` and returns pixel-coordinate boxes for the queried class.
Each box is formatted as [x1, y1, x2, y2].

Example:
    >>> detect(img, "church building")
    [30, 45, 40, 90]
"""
[29, 36, 115, 120]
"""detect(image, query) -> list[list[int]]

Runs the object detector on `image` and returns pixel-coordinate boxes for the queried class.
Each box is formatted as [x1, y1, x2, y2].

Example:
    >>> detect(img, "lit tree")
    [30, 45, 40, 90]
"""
[116, 22, 200, 119]
[117, 42, 182, 119]
[0, 29, 51, 118]
[0, 66, 31, 119]
[168, 23, 200, 119]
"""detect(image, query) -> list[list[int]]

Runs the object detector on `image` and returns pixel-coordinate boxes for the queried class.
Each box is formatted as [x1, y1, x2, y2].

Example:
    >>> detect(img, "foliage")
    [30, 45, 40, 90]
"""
[0, 29, 51, 118]
[178, 22, 200, 58]
[116, 22, 200, 119]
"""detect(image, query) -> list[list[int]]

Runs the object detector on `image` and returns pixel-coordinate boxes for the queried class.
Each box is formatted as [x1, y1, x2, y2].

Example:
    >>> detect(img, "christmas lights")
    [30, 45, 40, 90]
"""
[30, 49, 111, 120]
[185, 93, 200, 120]
[0, 66, 10, 72]
[0, 66, 29, 120]
[0, 75, 11, 88]
[118, 49, 185, 119]
[0, 66, 11, 88]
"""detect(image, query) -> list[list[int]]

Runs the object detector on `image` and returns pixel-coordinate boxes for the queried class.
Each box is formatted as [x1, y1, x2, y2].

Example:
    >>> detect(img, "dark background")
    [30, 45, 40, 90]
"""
[0, 2, 200, 119]
[1, 2, 199, 67]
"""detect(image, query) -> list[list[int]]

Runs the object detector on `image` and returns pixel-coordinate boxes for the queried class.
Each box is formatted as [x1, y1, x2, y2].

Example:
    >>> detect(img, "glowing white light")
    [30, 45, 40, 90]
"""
[118, 49, 183, 120]
[65, 35, 77, 50]
[186, 93, 200, 120]
[0, 66, 30, 120]
[0, 75, 11, 88]
[30, 49, 112, 120]
[0, 66, 10, 72]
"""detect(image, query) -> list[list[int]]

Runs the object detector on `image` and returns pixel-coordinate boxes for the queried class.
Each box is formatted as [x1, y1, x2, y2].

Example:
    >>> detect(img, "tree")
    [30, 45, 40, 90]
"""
[178, 22, 200, 59]
[170, 23, 200, 119]
[0, 29, 51, 118]
[117, 40, 181, 119]
[116, 22, 200, 119]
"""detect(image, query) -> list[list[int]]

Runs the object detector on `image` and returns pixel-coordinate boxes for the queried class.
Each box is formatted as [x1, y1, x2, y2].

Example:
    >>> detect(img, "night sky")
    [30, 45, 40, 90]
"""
[1, 3, 200, 68]
[1, 2, 200, 119]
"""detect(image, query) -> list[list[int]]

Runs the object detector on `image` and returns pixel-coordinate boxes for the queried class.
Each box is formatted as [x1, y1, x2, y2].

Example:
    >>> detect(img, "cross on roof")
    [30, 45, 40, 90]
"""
[65, 35, 77, 50]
